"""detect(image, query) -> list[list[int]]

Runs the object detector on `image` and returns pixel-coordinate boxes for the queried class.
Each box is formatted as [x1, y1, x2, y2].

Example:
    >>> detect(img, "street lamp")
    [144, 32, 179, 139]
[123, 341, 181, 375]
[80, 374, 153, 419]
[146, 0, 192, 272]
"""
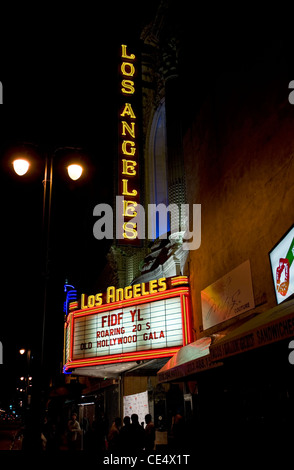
[67, 163, 83, 181]
[11, 148, 85, 366]
[13, 159, 30, 176]
[18, 348, 31, 371]
[12, 157, 83, 181]
[10, 145, 87, 449]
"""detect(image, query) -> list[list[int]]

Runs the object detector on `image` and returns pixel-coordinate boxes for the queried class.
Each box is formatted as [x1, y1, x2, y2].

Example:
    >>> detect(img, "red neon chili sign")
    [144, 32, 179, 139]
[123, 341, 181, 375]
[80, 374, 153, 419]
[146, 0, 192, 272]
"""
[276, 257, 290, 296]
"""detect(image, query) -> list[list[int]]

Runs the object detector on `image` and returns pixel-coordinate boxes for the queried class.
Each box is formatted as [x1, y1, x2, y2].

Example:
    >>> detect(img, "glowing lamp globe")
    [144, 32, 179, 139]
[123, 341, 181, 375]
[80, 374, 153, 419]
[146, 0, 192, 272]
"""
[13, 159, 30, 176]
[67, 164, 83, 181]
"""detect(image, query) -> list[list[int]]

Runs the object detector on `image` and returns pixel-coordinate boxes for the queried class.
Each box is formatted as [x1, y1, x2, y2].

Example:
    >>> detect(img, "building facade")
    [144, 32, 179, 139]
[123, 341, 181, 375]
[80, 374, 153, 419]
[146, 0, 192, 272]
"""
[63, 1, 294, 452]
[156, 1, 294, 450]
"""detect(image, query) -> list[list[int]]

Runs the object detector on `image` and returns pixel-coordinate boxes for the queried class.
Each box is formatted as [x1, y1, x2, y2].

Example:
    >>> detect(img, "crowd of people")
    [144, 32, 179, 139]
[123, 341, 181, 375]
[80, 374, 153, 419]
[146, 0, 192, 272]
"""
[40, 411, 156, 453]
[107, 413, 155, 455]
[37, 410, 190, 453]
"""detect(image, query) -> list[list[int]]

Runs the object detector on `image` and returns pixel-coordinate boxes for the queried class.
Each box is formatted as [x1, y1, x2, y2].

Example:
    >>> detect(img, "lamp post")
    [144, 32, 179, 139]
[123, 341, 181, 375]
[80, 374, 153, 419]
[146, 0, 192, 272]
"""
[13, 147, 83, 369]
[19, 348, 32, 414]
[12, 147, 83, 368]
[38, 151, 83, 370]
[11, 145, 85, 449]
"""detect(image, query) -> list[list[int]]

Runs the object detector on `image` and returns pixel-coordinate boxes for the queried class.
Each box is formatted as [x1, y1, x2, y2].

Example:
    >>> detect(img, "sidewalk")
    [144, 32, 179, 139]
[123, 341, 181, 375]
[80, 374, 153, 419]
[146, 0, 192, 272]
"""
[0, 421, 24, 450]
[10, 429, 23, 450]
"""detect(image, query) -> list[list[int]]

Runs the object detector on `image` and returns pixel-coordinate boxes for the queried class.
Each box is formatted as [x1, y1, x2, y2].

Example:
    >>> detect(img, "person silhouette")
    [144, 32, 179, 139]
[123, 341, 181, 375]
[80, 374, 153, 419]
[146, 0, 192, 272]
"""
[130, 414, 145, 454]
[144, 414, 155, 453]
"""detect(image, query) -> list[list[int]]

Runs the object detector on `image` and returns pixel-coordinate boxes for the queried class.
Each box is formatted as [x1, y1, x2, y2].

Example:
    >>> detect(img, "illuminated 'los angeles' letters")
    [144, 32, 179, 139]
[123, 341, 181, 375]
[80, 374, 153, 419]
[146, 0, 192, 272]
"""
[119, 45, 140, 242]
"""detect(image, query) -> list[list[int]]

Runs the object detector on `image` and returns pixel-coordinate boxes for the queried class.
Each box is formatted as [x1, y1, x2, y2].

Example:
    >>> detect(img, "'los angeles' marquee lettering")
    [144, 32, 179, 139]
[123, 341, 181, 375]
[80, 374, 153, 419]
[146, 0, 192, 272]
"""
[81, 277, 167, 309]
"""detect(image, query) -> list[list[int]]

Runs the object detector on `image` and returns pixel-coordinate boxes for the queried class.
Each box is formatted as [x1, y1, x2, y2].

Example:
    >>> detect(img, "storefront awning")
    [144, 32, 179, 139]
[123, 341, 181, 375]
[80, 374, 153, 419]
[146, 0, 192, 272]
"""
[157, 337, 221, 383]
[158, 298, 294, 383]
[70, 357, 171, 379]
[210, 297, 294, 361]
[71, 361, 139, 378]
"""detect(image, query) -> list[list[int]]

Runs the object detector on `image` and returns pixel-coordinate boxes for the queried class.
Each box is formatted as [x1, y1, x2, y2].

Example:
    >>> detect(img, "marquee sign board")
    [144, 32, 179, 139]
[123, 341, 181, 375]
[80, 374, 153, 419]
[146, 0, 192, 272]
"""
[63, 276, 192, 372]
[201, 260, 255, 330]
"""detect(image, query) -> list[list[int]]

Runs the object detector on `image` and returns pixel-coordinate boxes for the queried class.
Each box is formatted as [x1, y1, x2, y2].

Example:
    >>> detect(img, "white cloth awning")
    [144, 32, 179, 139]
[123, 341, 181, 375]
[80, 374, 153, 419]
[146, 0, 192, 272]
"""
[157, 337, 221, 383]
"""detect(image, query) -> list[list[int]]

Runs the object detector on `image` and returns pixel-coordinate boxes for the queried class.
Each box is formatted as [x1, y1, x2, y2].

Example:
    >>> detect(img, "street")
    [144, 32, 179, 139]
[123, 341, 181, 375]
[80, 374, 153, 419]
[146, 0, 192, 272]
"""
[0, 421, 23, 450]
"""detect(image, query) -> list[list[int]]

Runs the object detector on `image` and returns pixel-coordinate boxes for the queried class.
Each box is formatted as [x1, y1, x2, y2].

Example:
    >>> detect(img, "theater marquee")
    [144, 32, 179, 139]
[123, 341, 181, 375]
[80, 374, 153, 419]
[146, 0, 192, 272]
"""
[63, 276, 192, 372]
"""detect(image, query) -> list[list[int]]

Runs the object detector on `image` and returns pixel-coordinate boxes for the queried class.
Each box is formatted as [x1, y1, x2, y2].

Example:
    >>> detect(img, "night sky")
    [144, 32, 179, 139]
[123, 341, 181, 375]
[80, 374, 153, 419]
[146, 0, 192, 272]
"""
[0, 2, 160, 407]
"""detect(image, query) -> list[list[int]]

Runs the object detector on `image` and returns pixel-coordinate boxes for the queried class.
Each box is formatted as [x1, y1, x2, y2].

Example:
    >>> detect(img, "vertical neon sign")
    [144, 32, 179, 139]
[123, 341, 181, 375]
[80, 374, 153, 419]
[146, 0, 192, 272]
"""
[118, 44, 141, 245]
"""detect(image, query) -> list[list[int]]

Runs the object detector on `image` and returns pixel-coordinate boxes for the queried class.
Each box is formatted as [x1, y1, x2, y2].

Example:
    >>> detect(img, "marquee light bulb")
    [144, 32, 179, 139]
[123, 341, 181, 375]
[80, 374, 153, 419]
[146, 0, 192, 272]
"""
[13, 159, 30, 176]
[67, 164, 83, 181]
